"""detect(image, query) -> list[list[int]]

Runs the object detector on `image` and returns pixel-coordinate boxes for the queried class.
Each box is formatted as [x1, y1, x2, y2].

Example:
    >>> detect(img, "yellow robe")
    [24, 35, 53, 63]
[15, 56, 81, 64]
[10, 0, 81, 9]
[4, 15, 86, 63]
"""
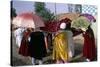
[52, 32, 69, 61]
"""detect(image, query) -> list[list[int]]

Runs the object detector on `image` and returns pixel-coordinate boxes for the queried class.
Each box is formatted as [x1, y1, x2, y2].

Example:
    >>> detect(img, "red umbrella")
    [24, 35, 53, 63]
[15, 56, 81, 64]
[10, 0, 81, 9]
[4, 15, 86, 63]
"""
[40, 21, 58, 32]
[12, 12, 45, 28]
[40, 18, 72, 32]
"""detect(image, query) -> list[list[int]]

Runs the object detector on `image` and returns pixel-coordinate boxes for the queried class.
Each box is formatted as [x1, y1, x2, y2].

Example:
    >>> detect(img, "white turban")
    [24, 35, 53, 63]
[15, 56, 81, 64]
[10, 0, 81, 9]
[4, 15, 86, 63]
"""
[60, 22, 66, 29]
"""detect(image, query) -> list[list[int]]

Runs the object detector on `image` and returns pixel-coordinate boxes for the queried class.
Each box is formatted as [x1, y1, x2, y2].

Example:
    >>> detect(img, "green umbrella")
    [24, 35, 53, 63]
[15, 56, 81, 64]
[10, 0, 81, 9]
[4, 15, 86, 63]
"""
[71, 16, 90, 30]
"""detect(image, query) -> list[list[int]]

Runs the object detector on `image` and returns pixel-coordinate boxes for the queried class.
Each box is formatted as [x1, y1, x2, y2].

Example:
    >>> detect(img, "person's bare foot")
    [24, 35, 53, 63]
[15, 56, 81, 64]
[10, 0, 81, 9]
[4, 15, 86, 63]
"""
[56, 60, 61, 64]
[86, 59, 90, 62]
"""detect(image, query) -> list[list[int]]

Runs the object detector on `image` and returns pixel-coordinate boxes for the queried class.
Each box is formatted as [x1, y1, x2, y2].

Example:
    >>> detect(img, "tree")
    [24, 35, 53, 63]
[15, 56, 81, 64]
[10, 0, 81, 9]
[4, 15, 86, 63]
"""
[34, 2, 55, 22]
[11, 1, 17, 19]
[11, 8, 17, 19]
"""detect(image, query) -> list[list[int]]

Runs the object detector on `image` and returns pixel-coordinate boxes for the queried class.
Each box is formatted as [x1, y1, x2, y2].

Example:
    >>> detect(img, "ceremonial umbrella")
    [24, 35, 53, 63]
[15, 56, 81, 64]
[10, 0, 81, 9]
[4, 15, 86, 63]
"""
[41, 18, 72, 33]
[12, 12, 45, 28]
[80, 13, 96, 22]
[71, 16, 91, 30]
[57, 13, 80, 21]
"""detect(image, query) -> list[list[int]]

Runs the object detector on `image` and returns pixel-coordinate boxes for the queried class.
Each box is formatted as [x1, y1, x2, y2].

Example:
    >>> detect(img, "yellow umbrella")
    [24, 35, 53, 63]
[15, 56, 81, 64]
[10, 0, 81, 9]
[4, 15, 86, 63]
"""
[57, 13, 80, 21]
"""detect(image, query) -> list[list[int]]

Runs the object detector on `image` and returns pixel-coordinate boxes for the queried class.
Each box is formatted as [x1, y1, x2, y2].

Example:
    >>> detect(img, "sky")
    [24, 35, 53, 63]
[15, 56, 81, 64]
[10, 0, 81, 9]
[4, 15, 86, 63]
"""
[12, 1, 69, 15]
[12, 0, 97, 16]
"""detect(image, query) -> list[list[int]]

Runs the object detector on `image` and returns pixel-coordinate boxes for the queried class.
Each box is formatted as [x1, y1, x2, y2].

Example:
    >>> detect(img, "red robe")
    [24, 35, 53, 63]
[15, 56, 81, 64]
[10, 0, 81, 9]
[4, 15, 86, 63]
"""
[83, 31, 96, 61]
[19, 31, 31, 56]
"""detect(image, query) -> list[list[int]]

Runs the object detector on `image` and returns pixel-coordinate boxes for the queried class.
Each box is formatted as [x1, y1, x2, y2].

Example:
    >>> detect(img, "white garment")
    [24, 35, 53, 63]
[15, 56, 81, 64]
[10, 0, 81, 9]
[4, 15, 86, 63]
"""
[38, 60, 43, 65]
[32, 58, 35, 65]
[31, 58, 43, 65]
[13, 28, 25, 47]
[66, 30, 74, 58]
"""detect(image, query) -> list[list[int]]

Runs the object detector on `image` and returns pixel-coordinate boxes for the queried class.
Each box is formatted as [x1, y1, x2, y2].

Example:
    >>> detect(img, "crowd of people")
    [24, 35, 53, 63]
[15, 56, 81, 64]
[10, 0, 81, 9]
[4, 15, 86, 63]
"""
[12, 21, 96, 65]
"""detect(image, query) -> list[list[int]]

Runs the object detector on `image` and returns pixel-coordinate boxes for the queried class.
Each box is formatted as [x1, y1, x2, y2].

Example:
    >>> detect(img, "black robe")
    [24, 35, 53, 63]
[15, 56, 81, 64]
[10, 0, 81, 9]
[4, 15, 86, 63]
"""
[29, 31, 47, 59]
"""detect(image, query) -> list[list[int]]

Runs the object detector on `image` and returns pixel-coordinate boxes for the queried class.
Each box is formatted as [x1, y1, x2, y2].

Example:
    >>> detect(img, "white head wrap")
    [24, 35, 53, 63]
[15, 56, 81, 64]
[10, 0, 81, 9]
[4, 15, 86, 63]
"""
[60, 22, 66, 29]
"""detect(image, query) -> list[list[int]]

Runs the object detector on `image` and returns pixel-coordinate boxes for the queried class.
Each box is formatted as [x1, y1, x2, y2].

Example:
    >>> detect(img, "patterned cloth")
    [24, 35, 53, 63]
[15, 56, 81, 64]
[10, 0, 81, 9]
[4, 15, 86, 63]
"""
[82, 5, 97, 16]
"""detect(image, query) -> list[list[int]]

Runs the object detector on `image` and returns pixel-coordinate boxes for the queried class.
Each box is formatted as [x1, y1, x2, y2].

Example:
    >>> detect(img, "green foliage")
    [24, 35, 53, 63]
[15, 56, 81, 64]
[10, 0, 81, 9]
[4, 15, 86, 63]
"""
[11, 1, 17, 19]
[34, 2, 55, 22]
[11, 8, 17, 19]
[34, 2, 45, 12]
